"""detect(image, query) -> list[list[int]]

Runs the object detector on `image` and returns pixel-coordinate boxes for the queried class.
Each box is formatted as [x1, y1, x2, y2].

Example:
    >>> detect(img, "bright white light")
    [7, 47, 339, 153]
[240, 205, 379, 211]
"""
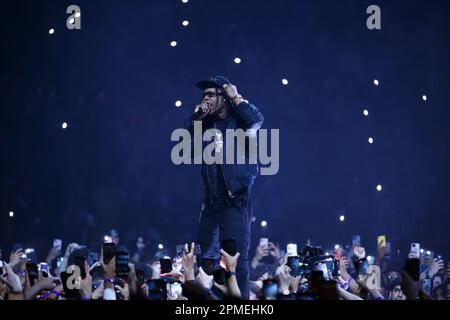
[75, 12, 81, 18]
[282, 79, 288, 85]
[9, 211, 14, 218]
[376, 184, 382, 191]
[368, 137, 374, 144]
[175, 100, 182, 107]
[69, 18, 75, 24]
[420, 249, 424, 254]
[62, 122, 68, 129]
[182, 0, 189, 3]
[170, 41, 177, 47]
[422, 95, 427, 101]
[334, 244, 340, 250]
[363, 109, 369, 116]
[158, 244, 164, 250]
[234, 57, 241, 64]
[49, 28, 55, 35]
[261, 220, 267, 227]
[182, 20, 189, 27]
[373, 79, 379, 86]
[325, 252, 329, 255]
[339, 215, 345, 222]
[103, 235, 109, 241]
[426, 250, 431, 255]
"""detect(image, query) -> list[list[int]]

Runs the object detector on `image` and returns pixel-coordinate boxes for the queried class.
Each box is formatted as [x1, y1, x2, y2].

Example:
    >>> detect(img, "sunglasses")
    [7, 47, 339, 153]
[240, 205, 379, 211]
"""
[202, 92, 225, 99]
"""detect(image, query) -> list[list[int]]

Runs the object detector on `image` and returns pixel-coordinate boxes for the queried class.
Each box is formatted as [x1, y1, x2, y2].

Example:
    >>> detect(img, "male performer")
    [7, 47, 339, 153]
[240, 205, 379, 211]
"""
[185, 75, 264, 299]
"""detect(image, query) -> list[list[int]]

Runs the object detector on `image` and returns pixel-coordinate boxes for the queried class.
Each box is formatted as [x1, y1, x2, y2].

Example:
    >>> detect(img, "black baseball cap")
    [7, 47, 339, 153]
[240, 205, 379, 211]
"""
[196, 75, 231, 90]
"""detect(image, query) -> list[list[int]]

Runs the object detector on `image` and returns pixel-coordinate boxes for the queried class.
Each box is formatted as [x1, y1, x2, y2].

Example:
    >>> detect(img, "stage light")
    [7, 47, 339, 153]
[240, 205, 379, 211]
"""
[234, 57, 241, 64]
[261, 220, 267, 227]
[182, 20, 189, 27]
[426, 250, 431, 255]
[158, 244, 164, 249]
[282, 79, 288, 85]
[49, 28, 55, 35]
[62, 122, 68, 129]
[182, 0, 189, 3]
[420, 249, 424, 254]
[9, 211, 14, 218]
[363, 109, 369, 116]
[325, 252, 329, 255]
[334, 244, 340, 250]
[422, 95, 427, 101]
[368, 137, 374, 144]
[175, 100, 182, 107]
[339, 215, 345, 222]
[376, 184, 382, 191]
[373, 79, 379, 86]
[170, 41, 177, 47]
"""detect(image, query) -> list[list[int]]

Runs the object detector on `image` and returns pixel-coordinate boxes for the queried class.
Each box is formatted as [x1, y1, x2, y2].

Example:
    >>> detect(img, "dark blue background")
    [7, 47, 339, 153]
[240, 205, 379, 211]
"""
[1, 0, 449, 258]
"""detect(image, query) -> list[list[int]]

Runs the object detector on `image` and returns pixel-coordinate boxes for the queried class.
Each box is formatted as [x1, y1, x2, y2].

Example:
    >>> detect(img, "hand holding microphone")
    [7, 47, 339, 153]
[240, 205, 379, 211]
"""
[194, 101, 212, 120]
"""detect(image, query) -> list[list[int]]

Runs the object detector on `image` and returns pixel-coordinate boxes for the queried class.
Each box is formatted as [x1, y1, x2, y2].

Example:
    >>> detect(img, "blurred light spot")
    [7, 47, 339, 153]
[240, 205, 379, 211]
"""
[261, 220, 267, 227]
[182, 0, 189, 3]
[182, 20, 189, 27]
[175, 100, 182, 107]
[334, 244, 340, 250]
[9, 211, 14, 218]
[422, 95, 427, 101]
[420, 249, 424, 254]
[49, 28, 55, 35]
[158, 244, 164, 249]
[373, 79, 379, 86]
[363, 109, 369, 116]
[368, 137, 374, 144]
[282, 79, 288, 85]
[62, 122, 68, 129]
[376, 184, 382, 191]
[69, 18, 75, 24]
[75, 12, 81, 18]
[170, 41, 177, 47]
[339, 215, 345, 222]
[234, 57, 241, 64]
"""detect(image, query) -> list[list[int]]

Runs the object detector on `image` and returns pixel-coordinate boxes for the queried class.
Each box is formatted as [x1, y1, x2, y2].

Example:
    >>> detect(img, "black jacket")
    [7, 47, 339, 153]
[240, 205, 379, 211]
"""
[185, 101, 264, 203]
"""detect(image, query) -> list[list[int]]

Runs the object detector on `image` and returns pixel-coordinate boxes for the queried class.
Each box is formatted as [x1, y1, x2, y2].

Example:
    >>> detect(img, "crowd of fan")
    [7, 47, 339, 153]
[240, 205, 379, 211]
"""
[1, 234, 449, 300]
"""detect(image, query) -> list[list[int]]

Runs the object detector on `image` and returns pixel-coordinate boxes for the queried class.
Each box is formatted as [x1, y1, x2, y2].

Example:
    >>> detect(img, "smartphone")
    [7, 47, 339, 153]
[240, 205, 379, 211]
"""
[259, 238, 269, 249]
[136, 269, 145, 287]
[352, 235, 361, 247]
[287, 243, 298, 257]
[201, 258, 215, 276]
[314, 263, 329, 281]
[39, 262, 50, 278]
[367, 255, 375, 265]
[0, 261, 6, 277]
[87, 252, 99, 267]
[160, 257, 172, 274]
[168, 281, 183, 300]
[385, 241, 391, 258]
[115, 251, 130, 278]
[377, 235, 386, 248]
[410, 243, 420, 258]
[25, 248, 38, 264]
[12, 242, 24, 253]
[26, 262, 39, 285]
[213, 267, 227, 285]
[73, 255, 87, 279]
[261, 279, 278, 300]
[287, 256, 300, 277]
[332, 259, 340, 278]
[404, 258, 420, 282]
[221, 239, 237, 256]
[102, 242, 116, 264]
[53, 239, 62, 251]
[60, 271, 79, 299]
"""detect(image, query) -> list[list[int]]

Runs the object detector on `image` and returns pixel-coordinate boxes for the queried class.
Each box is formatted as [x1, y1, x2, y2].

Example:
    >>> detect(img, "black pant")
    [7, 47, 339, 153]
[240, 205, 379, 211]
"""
[197, 191, 252, 299]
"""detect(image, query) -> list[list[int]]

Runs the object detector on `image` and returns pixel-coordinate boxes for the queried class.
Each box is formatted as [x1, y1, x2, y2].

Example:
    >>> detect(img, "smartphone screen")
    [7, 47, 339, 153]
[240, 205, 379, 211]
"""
[26, 262, 39, 285]
[102, 243, 116, 264]
[352, 235, 361, 247]
[221, 239, 237, 256]
[160, 257, 172, 274]
[147, 279, 167, 300]
[377, 235, 386, 248]
[87, 252, 99, 267]
[53, 239, 62, 251]
[115, 251, 129, 278]
[262, 279, 278, 300]
[287, 256, 300, 277]
[60, 271, 79, 299]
